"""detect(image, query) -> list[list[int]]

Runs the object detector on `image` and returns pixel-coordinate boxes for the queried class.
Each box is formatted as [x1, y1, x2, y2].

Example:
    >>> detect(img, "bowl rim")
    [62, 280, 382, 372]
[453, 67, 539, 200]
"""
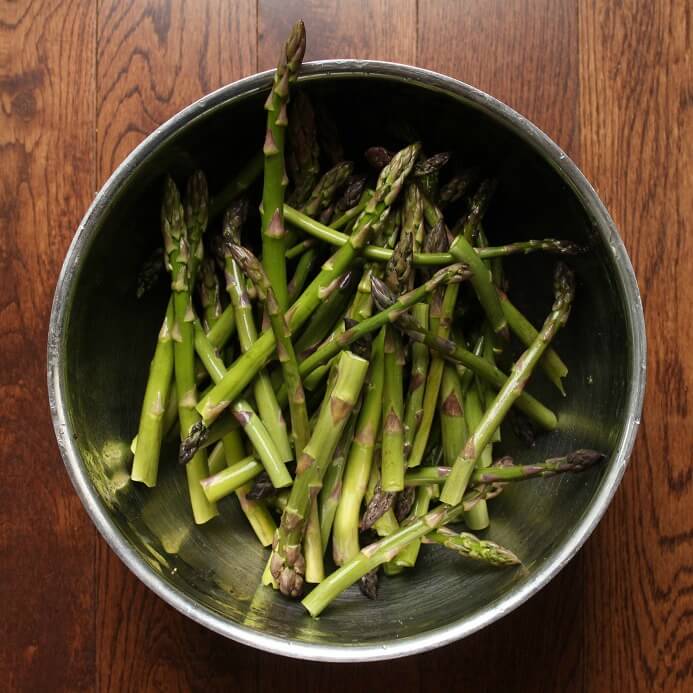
[47, 59, 646, 663]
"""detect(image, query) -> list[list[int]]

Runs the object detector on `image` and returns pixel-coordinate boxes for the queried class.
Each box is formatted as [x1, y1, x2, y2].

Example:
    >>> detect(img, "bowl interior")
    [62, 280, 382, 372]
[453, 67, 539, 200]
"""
[55, 70, 640, 655]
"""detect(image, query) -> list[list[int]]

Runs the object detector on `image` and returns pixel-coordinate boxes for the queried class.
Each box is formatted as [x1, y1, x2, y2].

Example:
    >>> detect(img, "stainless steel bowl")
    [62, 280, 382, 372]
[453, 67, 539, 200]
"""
[47, 61, 646, 662]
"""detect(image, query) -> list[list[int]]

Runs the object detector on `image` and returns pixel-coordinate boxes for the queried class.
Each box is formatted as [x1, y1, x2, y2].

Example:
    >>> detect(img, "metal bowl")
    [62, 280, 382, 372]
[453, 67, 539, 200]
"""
[47, 61, 645, 662]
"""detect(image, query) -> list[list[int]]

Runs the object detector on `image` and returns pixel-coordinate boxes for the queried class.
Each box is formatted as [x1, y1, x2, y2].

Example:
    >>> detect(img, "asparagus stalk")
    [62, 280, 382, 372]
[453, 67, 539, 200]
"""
[304, 497, 324, 584]
[393, 484, 433, 567]
[364, 456, 400, 537]
[284, 203, 582, 264]
[209, 151, 264, 220]
[229, 243, 311, 456]
[318, 411, 358, 550]
[200, 297, 274, 543]
[206, 303, 236, 348]
[332, 332, 386, 564]
[372, 282, 557, 431]
[440, 364, 467, 465]
[441, 263, 576, 505]
[302, 484, 503, 617]
[287, 89, 320, 207]
[222, 205, 293, 462]
[200, 456, 263, 503]
[161, 177, 217, 524]
[270, 352, 369, 597]
[403, 449, 606, 486]
[184, 170, 209, 283]
[402, 303, 429, 458]
[422, 527, 520, 566]
[438, 169, 477, 209]
[499, 289, 569, 394]
[136, 247, 165, 299]
[261, 20, 307, 310]
[191, 320, 292, 488]
[395, 360, 465, 565]
[197, 256, 222, 331]
[406, 275, 459, 469]
[331, 174, 367, 223]
[294, 271, 356, 358]
[196, 142, 421, 424]
[236, 482, 277, 547]
[296, 263, 470, 382]
[303, 161, 354, 218]
[380, 223, 413, 491]
[463, 375, 493, 530]
[287, 247, 318, 304]
[131, 300, 175, 487]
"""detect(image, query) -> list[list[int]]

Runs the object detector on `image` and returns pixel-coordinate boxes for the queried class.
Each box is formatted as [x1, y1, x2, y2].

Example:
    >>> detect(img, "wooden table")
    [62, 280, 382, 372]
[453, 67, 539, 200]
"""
[1, 1, 690, 690]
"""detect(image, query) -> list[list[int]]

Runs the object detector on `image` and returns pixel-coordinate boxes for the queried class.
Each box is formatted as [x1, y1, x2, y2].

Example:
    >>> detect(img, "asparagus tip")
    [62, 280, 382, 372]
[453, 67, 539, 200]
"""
[179, 421, 208, 465]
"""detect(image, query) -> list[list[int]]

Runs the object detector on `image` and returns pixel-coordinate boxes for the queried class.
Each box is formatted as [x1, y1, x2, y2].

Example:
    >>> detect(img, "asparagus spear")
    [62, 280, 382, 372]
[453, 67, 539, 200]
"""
[441, 263, 576, 505]
[372, 280, 557, 431]
[191, 319, 292, 488]
[406, 275, 458, 470]
[295, 263, 470, 383]
[236, 482, 277, 547]
[135, 247, 165, 299]
[303, 161, 354, 218]
[209, 151, 264, 220]
[332, 332, 386, 564]
[206, 303, 236, 348]
[364, 454, 400, 538]
[131, 300, 175, 487]
[463, 375, 493, 530]
[381, 222, 413, 492]
[294, 271, 356, 358]
[270, 352, 369, 597]
[200, 456, 264, 503]
[196, 142, 421, 425]
[229, 243, 311, 457]
[403, 450, 606, 486]
[413, 151, 451, 186]
[396, 344, 465, 565]
[261, 20, 307, 310]
[303, 497, 324, 584]
[302, 484, 503, 617]
[438, 169, 477, 209]
[422, 527, 520, 566]
[198, 256, 222, 331]
[498, 289, 569, 394]
[287, 247, 319, 304]
[161, 177, 217, 524]
[221, 204, 293, 462]
[331, 174, 367, 223]
[394, 483, 433, 567]
[318, 408, 358, 550]
[199, 291, 275, 543]
[402, 303, 429, 458]
[284, 204, 581, 264]
[287, 89, 320, 207]
[440, 364, 467, 465]
[182, 171, 208, 286]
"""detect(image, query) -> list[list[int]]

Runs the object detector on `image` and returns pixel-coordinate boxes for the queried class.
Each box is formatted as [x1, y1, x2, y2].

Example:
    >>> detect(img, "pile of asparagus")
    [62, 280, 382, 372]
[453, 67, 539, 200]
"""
[130, 21, 606, 617]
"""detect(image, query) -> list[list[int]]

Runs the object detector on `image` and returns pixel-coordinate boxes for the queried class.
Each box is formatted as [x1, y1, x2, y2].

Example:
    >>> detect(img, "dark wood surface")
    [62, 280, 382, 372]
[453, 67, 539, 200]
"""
[1, 1, 690, 690]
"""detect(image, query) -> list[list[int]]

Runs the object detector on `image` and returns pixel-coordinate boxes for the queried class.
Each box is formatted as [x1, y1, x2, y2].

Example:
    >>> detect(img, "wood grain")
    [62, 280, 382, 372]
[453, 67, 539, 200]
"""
[1, 0, 691, 690]
[578, 1, 693, 690]
[258, 0, 417, 69]
[418, 0, 580, 156]
[0, 1, 97, 691]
